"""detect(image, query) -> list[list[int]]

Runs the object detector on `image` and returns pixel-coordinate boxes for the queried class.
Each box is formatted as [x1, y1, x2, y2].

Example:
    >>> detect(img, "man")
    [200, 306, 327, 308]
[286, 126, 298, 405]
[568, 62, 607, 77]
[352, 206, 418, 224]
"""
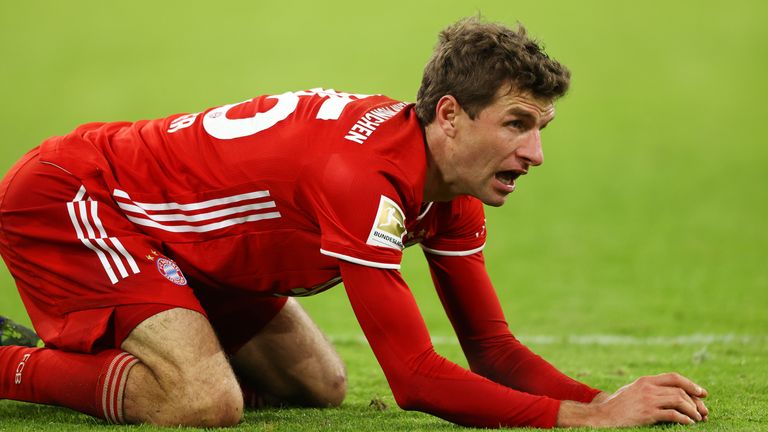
[0, 17, 708, 428]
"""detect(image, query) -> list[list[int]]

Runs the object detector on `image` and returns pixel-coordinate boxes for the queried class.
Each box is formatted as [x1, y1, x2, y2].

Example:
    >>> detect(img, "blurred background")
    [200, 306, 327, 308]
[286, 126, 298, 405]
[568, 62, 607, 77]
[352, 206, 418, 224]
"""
[0, 0, 765, 341]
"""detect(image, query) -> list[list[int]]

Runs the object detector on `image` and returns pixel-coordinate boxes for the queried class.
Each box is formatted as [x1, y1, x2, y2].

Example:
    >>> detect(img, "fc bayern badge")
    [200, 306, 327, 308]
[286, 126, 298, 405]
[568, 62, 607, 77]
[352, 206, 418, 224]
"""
[156, 257, 187, 286]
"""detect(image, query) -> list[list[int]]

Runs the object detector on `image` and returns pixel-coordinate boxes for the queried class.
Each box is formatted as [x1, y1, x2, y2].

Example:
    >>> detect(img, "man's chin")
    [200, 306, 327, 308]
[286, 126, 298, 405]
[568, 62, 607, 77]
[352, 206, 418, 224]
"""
[480, 193, 509, 207]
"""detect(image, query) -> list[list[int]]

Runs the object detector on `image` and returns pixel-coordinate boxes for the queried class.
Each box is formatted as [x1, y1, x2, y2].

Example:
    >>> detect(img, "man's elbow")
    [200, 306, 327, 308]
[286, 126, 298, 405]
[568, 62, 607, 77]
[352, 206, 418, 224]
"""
[389, 378, 431, 412]
[391, 389, 422, 411]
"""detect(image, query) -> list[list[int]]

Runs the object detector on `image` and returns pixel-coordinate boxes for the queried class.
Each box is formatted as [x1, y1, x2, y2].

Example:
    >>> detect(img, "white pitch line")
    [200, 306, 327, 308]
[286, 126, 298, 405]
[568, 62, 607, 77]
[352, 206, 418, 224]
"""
[327, 334, 768, 346]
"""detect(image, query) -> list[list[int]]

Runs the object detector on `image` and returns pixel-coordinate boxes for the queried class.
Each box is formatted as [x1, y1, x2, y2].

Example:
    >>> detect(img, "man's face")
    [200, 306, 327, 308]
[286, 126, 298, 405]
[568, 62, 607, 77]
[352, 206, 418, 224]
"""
[445, 85, 555, 206]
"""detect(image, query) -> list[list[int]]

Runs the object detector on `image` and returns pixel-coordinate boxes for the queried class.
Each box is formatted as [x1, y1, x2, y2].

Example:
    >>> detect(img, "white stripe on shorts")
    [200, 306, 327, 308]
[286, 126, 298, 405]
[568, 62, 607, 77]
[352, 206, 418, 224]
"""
[67, 185, 140, 284]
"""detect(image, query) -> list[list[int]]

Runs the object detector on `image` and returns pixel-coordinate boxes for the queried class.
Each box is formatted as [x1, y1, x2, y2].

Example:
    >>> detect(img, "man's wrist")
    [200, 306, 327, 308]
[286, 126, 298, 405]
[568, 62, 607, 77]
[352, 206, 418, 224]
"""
[590, 391, 611, 404]
[556, 400, 601, 427]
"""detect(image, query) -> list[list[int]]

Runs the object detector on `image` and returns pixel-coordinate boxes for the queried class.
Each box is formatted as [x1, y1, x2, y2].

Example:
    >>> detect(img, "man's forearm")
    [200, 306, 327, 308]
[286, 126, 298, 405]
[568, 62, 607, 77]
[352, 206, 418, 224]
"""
[556, 400, 600, 427]
[462, 335, 602, 402]
[427, 253, 600, 401]
[341, 261, 564, 427]
[589, 391, 611, 404]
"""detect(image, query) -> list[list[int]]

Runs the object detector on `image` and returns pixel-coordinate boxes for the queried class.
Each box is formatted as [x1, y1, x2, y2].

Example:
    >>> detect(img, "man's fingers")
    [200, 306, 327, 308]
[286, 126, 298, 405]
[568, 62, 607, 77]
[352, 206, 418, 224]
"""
[597, 375, 710, 427]
[658, 391, 702, 422]
[648, 372, 707, 397]
[658, 409, 695, 425]
[693, 396, 709, 418]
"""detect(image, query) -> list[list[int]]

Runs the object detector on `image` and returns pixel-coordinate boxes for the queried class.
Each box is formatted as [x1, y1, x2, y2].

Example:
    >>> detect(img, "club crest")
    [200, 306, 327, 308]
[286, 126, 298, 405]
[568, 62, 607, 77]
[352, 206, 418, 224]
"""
[156, 257, 187, 286]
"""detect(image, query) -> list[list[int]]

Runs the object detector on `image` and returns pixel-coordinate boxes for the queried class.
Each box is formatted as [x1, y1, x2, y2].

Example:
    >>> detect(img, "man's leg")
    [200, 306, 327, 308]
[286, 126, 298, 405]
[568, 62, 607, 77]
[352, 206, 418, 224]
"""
[121, 307, 243, 426]
[0, 307, 242, 427]
[0, 150, 240, 426]
[230, 298, 347, 408]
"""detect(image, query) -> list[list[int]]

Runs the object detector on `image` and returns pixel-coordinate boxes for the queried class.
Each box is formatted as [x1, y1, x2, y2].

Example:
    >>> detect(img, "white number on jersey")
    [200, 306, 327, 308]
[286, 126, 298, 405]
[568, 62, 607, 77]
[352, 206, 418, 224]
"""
[202, 88, 373, 140]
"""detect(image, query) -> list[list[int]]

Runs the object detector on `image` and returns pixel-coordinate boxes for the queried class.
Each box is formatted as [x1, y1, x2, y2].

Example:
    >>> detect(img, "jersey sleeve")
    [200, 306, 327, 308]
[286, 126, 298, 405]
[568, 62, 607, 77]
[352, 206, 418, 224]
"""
[308, 154, 413, 270]
[420, 196, 486, 256]
[426, 251, 602, 403]
[340, 260, 564, 428]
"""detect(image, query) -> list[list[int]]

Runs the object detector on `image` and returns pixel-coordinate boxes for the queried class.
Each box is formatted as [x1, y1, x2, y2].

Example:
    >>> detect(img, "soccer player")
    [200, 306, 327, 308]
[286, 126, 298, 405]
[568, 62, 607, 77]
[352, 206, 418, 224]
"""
[0, 17, 708, 428]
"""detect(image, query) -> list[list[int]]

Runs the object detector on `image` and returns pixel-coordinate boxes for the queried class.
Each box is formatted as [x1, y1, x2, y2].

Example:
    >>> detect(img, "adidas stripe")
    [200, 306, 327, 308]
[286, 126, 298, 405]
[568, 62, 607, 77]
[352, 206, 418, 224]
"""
[67, 186, 140, 285]
[113, 189, 281, 233]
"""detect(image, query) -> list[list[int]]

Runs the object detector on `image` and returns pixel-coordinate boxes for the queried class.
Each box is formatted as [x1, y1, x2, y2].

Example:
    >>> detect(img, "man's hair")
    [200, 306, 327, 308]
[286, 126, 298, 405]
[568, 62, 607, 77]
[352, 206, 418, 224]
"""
[414, 17, 571, 124]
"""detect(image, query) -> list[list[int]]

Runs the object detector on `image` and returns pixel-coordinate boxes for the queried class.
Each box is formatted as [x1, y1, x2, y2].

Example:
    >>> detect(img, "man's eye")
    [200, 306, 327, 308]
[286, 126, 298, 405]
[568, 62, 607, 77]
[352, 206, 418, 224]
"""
[506, 120, 525, 129]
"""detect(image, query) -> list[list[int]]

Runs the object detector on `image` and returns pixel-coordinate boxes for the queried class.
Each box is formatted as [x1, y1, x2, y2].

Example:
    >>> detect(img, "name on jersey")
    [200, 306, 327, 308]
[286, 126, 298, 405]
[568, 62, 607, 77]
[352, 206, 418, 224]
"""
[344, 102, 408, 144]
[366, 195, 406, 250]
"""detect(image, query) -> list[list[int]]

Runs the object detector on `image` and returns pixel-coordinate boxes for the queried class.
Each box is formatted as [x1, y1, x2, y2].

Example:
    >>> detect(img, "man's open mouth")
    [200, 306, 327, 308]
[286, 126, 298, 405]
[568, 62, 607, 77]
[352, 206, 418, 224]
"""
[495, 170, 522, 186]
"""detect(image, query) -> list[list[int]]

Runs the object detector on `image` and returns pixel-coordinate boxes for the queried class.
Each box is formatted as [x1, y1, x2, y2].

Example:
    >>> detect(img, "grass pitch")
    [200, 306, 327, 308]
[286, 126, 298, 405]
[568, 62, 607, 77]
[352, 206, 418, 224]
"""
[0, 1, 766, 431]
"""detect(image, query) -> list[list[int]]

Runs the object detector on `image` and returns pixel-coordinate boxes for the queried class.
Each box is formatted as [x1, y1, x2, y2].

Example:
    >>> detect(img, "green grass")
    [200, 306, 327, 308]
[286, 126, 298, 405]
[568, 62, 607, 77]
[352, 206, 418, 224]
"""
[0, 0, 766, 430]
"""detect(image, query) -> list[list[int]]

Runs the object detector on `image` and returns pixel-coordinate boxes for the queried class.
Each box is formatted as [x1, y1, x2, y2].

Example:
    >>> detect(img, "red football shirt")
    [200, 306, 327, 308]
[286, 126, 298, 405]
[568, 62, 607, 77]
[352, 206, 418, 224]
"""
[40, 89, 485, 294]
[38, 89, 598, 427]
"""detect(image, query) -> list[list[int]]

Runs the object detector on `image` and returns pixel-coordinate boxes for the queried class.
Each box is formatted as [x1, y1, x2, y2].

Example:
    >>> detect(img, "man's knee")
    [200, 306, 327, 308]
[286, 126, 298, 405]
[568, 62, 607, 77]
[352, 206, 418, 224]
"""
[121, 308, 244, 426]
[125, 348, 244, 427]
[317, 371, 347, 407]
[302, 369, 347, 407]
[231, 298, 348, 408]
[169, 372, 244, 426]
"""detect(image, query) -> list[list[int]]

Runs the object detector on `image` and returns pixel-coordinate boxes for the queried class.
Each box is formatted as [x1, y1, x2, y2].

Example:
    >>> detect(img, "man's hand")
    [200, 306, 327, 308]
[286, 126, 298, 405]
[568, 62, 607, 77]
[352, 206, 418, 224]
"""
[557, 373, 709, 428]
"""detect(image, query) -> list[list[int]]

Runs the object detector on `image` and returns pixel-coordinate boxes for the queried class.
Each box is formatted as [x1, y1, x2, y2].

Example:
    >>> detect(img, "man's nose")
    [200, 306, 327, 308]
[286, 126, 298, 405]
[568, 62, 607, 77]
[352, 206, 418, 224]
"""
[518, 130, 544, 166]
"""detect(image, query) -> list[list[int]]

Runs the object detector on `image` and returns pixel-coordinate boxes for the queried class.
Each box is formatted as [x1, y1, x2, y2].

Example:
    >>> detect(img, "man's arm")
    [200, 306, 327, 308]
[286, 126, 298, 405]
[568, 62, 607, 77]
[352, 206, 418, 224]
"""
[340, 260, 563, 428]
[425, 251, 600, 402]
[425, 252, 710, 426]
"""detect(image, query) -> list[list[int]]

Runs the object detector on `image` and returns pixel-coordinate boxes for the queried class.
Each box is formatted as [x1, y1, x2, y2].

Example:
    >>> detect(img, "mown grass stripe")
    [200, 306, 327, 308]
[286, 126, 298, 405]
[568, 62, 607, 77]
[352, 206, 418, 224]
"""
[328, 334, 768, 346]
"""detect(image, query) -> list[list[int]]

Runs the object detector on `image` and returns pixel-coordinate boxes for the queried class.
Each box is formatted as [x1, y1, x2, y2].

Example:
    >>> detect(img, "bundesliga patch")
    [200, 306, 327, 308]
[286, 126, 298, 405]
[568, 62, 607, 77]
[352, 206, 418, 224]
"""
[156, 257, 187, 286]
[366, 196, 406, 250]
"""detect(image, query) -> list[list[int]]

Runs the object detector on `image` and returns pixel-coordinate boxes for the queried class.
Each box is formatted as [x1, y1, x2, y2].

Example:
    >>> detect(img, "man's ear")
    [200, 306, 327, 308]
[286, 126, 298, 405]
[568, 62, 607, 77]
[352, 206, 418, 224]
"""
[434, 95, 460, 138]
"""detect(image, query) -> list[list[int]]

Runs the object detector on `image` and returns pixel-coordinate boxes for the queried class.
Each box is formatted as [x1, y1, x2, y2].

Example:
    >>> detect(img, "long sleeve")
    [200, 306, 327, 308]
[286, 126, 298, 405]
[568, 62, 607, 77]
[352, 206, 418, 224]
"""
[339, 260, 562, 428]
[426, 251, 601, 403]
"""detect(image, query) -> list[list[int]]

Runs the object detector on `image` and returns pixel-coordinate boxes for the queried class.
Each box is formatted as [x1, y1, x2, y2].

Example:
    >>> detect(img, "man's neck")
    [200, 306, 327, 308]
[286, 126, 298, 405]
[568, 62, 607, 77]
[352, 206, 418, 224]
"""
[422, 122, 455, 203]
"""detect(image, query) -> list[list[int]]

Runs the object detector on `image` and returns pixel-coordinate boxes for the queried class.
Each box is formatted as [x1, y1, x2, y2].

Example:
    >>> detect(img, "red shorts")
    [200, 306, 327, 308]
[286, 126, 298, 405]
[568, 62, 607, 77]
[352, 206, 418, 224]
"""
[0, 148, 286, 354]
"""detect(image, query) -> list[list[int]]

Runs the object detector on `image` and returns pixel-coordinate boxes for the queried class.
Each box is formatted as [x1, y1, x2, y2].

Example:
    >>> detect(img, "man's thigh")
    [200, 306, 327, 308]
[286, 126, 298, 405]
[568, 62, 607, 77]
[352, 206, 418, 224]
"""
[119, 307, 242, 425]
[230, 298, 347, 407]
[121, 308, 227, 375]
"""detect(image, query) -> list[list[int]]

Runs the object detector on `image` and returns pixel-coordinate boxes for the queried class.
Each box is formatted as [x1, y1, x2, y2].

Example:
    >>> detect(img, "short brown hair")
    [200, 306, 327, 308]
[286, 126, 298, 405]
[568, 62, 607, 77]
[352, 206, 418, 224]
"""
[414, 17, 571, 124]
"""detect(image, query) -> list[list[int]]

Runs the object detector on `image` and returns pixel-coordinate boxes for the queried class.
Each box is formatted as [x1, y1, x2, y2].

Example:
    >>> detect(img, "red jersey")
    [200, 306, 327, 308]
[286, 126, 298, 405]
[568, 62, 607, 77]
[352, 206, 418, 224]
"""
[28, 89, 598, 427]
[39, 89, 486, 296]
